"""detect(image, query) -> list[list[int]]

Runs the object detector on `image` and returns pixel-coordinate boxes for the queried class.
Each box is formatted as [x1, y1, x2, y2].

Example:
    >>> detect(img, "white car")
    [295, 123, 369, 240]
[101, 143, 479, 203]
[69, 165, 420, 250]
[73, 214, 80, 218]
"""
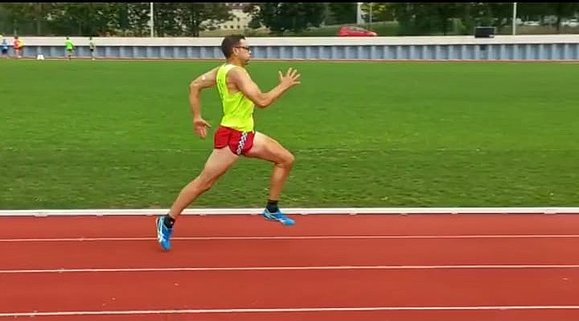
[562, 19, 579, 27]
[563, 19, 578, 27]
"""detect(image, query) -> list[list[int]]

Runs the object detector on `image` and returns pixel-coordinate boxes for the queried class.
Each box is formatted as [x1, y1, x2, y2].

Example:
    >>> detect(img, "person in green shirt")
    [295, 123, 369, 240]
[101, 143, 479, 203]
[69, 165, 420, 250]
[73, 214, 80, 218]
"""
[156, 34, 301, 251]
[65, 37, 74, 60]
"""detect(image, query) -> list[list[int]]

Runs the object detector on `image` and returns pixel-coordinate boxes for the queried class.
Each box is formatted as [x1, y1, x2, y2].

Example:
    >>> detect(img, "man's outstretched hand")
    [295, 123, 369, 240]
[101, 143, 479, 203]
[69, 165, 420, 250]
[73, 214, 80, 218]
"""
[278, 67, 301, 89]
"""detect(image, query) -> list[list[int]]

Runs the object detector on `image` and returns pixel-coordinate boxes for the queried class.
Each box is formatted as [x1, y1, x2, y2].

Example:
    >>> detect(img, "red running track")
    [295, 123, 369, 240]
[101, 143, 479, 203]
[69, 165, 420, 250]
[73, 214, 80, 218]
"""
[2, 213, 579, 321]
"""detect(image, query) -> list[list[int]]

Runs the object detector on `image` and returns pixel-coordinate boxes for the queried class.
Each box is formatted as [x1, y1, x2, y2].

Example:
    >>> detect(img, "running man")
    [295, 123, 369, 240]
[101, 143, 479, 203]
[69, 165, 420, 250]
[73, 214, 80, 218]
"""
[156, 34, 301, 251]
[65, 37, 74, 60]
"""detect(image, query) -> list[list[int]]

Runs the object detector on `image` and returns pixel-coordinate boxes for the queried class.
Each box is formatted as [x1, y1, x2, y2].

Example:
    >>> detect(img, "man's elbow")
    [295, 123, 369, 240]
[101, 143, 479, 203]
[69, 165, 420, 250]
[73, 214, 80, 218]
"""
[254, 101, 268, 108]
[254, 95, 272, 108]
[189, 81, 201, 94]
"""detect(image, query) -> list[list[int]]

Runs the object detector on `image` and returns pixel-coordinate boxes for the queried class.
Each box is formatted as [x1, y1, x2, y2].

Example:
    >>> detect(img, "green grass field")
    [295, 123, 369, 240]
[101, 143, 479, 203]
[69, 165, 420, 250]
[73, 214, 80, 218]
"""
[1, 59, 578, 209]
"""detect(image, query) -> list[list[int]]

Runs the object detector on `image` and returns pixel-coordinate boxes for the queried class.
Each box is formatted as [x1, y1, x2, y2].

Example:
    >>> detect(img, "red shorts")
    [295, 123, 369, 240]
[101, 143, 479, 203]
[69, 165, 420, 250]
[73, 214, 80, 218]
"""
[214, 126, 255, 156]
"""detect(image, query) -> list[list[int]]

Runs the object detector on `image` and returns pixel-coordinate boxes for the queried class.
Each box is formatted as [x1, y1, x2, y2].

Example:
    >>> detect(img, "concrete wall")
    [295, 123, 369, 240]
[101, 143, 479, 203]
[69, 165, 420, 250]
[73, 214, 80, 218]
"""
[6, 35, 579, 61]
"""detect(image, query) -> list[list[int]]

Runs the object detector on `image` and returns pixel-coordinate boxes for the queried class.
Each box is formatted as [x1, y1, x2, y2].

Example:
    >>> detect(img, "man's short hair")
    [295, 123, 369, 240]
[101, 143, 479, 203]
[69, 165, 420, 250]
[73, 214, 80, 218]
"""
[221, 34, 245, 58]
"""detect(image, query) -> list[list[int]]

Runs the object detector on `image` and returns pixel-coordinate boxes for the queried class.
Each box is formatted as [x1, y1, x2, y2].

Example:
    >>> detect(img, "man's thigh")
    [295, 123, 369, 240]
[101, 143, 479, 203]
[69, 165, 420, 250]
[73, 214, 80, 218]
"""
[198, 147, 239, 182]
[244, 132, 293, 163]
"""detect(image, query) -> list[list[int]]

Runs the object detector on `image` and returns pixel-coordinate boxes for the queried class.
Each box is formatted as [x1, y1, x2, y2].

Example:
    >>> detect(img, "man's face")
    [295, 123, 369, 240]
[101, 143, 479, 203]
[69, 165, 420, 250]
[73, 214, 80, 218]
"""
[234, 39, 252, 65]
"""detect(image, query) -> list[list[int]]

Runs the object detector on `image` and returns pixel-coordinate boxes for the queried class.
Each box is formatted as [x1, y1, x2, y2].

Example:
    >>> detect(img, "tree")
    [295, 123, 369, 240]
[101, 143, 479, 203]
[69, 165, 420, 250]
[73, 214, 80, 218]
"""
[549, 2, 579, 32]
[179, 3, 232, 37]
[123, 3, 151, 37]
[246, 2, 326, 35]
[1, 3, 46, 35]
[361, 3, 394, 23]
[390, 3, 440, 35]
[28, 3, 54, 35]
[243, 3, 262, 29]
[486, 3, 514, 32]
[41, 3, 117, 36]
[432, 3, 463, 35]
[151, 3, 181, 36]
[517, 2, 551, 22]
[0, 4, 8, 35]
[328, 2, 357, 25]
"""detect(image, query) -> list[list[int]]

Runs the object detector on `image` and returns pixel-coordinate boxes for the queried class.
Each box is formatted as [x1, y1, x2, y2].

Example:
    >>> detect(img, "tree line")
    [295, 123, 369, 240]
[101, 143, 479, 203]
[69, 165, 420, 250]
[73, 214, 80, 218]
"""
[0, 2, 577, 37]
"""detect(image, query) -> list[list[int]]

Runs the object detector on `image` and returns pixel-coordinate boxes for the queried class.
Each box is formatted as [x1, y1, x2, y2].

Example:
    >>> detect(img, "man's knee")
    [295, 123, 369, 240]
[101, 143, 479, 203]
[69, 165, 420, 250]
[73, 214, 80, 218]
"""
[200, 180, 214, 193]
[280, 151, 295, 168]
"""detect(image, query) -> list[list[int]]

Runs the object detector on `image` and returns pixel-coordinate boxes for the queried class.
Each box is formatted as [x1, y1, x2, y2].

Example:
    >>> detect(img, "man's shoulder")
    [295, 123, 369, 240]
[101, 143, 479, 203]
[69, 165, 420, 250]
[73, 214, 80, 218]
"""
[218, 64, 243, 76]
[228, 65, 250, 76]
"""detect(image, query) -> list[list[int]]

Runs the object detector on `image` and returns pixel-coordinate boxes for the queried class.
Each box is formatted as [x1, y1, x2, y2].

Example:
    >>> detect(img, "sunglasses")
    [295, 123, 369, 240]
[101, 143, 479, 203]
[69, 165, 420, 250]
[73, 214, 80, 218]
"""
[235, 46, 251, 51]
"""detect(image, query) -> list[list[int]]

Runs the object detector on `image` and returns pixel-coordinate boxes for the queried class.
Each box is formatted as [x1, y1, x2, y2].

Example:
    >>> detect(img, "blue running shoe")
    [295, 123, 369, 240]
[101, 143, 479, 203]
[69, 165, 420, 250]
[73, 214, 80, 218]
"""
[262, 209, 295, 226]
[156, 216, 173, 251]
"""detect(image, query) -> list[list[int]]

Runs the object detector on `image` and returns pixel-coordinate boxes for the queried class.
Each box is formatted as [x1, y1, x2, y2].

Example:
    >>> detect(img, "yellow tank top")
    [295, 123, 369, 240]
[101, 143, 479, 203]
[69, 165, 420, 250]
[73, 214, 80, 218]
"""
[216, 63, 255, 132]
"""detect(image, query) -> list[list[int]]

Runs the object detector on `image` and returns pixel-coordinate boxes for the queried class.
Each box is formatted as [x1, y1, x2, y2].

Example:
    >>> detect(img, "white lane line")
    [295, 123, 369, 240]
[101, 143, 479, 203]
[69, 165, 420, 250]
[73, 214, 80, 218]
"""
[3, 305, 579, 317]
[3, 234, 579, 242]
[3, 264, 579, 274]
[2, 206, 579, 216]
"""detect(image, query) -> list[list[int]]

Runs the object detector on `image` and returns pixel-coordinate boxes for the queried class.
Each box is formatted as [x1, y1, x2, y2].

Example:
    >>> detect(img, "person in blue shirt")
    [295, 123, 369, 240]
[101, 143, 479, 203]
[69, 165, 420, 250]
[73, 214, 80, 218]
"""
[1, 39, 8, 58]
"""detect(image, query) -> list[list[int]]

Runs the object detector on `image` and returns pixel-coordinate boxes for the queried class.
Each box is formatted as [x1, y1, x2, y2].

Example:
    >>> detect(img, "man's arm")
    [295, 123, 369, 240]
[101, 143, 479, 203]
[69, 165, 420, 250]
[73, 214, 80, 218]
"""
[230, 67, 300, 108]
[188, 67, 219, 139]
[189, 67, 219, 119]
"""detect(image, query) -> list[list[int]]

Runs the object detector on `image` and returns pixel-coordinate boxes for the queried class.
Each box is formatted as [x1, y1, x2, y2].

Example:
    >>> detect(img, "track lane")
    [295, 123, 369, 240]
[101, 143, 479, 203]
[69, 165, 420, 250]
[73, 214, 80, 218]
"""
[4, 214, 579, 239]
[3, 238, 579, 270]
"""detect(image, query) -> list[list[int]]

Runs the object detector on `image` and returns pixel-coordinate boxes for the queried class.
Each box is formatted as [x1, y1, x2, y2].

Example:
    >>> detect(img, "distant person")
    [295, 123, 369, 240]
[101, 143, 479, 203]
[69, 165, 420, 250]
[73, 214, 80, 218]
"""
[89, 37, 96, 60]
[1, 39, 8, 58]
[65, 37, 74, 60]
[13, 36, 23, 58]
